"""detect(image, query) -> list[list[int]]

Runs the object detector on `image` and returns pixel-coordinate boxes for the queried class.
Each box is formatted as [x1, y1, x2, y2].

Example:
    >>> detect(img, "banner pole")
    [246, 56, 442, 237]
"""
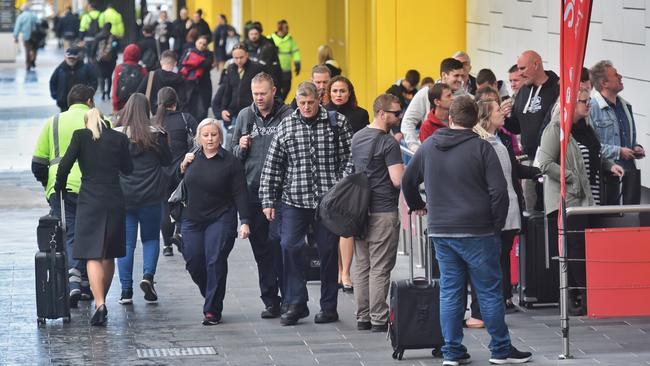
[559, 198, 572, 359]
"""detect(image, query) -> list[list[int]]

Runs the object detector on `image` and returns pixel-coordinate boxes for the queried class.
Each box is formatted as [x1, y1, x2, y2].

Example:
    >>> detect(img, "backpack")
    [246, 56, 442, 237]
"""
[317, 127, 384, 238]
[116, 64, 144, 103]
[141, 46, 159, 70]
[95, 37, 114, 62]
[86, 15, 100, 37]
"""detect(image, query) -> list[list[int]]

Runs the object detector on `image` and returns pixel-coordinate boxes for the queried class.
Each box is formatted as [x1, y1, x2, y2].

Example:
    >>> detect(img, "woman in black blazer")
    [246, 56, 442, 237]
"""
[55, 108, 133, 326]
[324, 75, 369, 292]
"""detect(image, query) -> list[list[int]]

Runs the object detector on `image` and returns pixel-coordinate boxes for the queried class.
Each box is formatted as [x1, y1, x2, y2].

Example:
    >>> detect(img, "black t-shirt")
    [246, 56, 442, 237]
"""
[351, 127, 403, 212]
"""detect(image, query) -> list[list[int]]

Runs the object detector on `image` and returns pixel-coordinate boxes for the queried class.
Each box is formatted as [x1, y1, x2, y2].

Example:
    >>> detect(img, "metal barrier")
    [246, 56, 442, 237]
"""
[559, 204, 650, 360]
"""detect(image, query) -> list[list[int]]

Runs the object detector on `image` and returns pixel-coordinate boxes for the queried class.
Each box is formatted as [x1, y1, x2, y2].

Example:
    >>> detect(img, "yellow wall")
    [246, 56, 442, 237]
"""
[189, 0, 466, 110]
[187, 0, 231, 31]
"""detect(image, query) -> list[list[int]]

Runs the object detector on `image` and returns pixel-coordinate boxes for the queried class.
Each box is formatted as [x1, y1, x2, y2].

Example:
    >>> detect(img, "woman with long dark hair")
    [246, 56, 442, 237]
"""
[55, 108, 133, 325]
[324, 75, 369, 293]
[114, 93, 172, 305]
[153, 87, 198, 256]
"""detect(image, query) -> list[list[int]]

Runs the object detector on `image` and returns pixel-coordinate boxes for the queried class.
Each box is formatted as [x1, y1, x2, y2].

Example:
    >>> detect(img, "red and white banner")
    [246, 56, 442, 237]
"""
[559, 0, 593, 252]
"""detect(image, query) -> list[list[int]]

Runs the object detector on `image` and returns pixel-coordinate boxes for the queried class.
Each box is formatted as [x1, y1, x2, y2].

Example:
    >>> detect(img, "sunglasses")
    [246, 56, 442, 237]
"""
[384, 110, 403, 118]
[577, 98, 591, 105]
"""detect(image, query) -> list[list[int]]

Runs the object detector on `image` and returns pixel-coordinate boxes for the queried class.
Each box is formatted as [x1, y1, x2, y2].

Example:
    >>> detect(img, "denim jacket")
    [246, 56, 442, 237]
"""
[589, 91, 637, 163]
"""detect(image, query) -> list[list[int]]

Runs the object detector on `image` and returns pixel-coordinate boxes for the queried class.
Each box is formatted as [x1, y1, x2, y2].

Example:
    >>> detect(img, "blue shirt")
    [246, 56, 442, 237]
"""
[606, 97, 634, 170]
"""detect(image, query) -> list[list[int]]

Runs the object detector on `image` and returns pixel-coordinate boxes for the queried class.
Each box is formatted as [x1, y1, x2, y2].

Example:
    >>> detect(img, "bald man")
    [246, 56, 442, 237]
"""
[504, 50, 559, 211]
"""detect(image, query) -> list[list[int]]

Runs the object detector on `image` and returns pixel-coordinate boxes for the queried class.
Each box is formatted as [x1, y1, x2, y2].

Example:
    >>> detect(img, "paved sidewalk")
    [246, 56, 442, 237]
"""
[2, 41, 650, 366]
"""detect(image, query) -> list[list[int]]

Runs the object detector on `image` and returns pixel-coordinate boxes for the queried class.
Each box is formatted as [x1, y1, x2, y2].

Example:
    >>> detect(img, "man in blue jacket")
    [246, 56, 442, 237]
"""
[13, 4, 39, 71]
[401, 95, 532, 365]
[49, 47, 99, 111]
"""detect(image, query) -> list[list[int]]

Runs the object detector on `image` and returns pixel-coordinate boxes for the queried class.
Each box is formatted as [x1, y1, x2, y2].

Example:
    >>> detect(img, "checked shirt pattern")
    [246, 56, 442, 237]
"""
[260, 106, 353, 209]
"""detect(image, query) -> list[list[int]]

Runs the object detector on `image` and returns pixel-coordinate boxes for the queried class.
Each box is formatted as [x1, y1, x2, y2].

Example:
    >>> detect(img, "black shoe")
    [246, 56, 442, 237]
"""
[505, 300, 518, 314]
[140, 275, 158, 302]
[69, 288, 81, 309]
[90, 304, 107, 326]
[280, 304, 309, 326]
[489, 346, 532, 364]
[342, 284, 354, 293]
[261, 304, 281, 319]
[80, 284, 93, 301]
[443, 352, 472, 366]
[280, 302, 289, 315]
[118, 290, 133, 305]
[314, 310, 339, 324]
[202, 312, 221, 326]
[162, 245, 174, 257]
[171, 233, 183, 253]
[371, 323, 388, 332]
[357, 321, 371, 330]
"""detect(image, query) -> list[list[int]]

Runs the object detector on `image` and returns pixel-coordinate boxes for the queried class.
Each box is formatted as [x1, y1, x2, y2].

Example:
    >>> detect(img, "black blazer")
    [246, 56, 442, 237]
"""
[219, 59, 264, 118]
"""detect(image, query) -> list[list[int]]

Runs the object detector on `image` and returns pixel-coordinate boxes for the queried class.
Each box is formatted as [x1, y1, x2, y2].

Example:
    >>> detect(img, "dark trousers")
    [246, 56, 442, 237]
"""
[248, 202, 283, 307]
[280, 203, 339, 312]
[181, 207, 237, 315]
[161, 202, 181, 246]
[279, 71, 292, 101]
[547, 211, 588, 297]
[23, 41, 37, 69]
[49, 193, 87, 289]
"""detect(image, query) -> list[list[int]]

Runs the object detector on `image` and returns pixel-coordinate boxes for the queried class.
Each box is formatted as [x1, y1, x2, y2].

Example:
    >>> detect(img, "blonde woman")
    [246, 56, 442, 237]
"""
[179, 118, 251, 325]
[317, 45, 341, 77]
[55, 108, 133, 326]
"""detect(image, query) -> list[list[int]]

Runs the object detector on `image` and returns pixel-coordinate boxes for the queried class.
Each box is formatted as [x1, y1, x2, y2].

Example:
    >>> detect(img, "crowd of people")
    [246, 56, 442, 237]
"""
[26, 2, 646, 365]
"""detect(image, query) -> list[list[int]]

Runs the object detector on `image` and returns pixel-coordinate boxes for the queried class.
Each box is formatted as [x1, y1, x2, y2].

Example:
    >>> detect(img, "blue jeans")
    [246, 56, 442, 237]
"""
[433, 234, 511, 360]
[49, 193, 87, 286]
[181, 206, 237, 315]
[117, 203, 162, 291]
[280, 204, 339, 312]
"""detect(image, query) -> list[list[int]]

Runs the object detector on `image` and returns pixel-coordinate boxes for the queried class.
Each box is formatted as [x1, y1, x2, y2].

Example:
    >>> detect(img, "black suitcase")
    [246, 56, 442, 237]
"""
[518, 211, 559, 308]
[35, 194, 71, 324]
[304, 225, 320, 282]
[388, 214, 443, 360]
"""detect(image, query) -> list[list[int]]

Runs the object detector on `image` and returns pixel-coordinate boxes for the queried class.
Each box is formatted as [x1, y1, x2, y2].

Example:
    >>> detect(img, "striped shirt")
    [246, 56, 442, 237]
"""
[577, 142, 600, 205]
[259, 107, 353, 209]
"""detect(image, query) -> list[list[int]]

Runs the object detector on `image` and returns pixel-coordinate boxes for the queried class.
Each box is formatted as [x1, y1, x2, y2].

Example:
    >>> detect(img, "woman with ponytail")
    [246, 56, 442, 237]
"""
[114, 93, 173, 305]
[55, 107, 133, 326]
[153, 87, 198, 256]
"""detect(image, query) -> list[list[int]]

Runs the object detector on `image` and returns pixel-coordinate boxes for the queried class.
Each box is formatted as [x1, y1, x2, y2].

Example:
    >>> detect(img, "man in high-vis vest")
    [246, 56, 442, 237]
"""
[32, 84, 96, 308]
[269, 20, 301, 101]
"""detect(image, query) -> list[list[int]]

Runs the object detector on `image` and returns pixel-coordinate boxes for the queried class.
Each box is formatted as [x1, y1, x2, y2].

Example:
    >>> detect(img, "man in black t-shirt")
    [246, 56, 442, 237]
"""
[350, 94, 404, 332]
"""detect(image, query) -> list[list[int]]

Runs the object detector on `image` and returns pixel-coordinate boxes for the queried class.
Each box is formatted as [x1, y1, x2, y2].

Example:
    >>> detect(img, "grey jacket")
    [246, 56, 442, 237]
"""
[231, 100, 292, 202]
[537, 110, 614, 214]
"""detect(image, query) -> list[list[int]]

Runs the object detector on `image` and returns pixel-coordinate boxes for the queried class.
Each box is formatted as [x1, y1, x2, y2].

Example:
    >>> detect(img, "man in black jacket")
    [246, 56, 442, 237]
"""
[230, 72, 292, 319]
[217, 44, 264, 127]
[402, 95, 532, 365]
[137, 25, 160, 71]
[56, 7, 79, 51]
[49, 47, 98, 111]
[137, 50, 187, 114]
[171, 7, 190, 59]
[505, 50, 560, 211]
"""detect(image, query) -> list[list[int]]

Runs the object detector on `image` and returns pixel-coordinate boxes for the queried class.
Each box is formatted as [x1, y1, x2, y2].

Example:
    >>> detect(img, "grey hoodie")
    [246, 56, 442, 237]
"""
[231, 99, 293, 202]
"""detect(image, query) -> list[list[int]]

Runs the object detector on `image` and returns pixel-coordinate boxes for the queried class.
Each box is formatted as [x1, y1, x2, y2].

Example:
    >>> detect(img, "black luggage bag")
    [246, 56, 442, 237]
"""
[518, 211, 559, 308]
[388, 213, 443, 360]
[35, 193, 71, 324]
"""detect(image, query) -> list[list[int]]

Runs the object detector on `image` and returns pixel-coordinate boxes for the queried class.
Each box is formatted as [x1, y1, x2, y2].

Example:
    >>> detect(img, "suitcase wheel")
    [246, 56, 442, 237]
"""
[432, 348, 443, 358]
[391, 350, 404, 360]
[37, 317, 46, 326]
[524, 302, 534, 309]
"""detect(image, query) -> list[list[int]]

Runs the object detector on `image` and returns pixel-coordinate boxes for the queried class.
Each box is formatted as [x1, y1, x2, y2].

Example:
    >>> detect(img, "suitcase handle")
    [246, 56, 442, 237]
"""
[407, 212, 433, 285]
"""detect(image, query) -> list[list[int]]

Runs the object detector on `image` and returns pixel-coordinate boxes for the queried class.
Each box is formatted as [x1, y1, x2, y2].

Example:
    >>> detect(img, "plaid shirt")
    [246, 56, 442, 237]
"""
[260, 106, 353, 209]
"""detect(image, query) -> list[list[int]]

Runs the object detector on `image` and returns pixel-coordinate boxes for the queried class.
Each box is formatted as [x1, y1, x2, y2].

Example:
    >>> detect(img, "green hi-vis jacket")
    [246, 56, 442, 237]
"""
[269, 32, 301, 73]
[32, 104, 89, 199]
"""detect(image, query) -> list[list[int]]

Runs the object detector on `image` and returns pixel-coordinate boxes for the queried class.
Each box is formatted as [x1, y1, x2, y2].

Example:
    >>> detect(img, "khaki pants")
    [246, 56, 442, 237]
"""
[353, 211, 400, 325]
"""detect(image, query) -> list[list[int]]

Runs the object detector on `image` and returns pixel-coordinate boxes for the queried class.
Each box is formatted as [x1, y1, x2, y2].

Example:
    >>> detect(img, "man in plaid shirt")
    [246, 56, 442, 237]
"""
[260, 81, 353, 325]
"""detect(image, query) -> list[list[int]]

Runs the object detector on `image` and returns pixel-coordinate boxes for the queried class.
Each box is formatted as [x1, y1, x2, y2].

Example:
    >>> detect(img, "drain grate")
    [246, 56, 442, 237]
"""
[137, 346, 217, 358]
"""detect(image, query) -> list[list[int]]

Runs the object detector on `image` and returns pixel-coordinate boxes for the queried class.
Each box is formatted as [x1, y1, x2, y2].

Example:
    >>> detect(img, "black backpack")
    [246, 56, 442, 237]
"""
[141, 45, 159, 70]
[116, 64, 144, 103]
[317, 131, 384, 238]
[86, 15, 100, 37]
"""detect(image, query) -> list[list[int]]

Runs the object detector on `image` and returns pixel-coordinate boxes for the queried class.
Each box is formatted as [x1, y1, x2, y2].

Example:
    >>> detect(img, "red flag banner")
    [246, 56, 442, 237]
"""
[559, 0, 592, 253]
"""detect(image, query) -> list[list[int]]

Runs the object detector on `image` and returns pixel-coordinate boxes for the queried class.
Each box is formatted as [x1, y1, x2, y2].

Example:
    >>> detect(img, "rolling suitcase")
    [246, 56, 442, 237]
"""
[518, 211, 559, 308]
[388, 213, 443, 360]
[35, 193, 71, 325]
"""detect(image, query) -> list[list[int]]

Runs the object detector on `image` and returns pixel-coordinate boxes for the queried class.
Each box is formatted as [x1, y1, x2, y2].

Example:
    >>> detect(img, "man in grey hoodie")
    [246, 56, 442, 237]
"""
[402, 96, 532, 365]
[231, 72, 292, 318]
